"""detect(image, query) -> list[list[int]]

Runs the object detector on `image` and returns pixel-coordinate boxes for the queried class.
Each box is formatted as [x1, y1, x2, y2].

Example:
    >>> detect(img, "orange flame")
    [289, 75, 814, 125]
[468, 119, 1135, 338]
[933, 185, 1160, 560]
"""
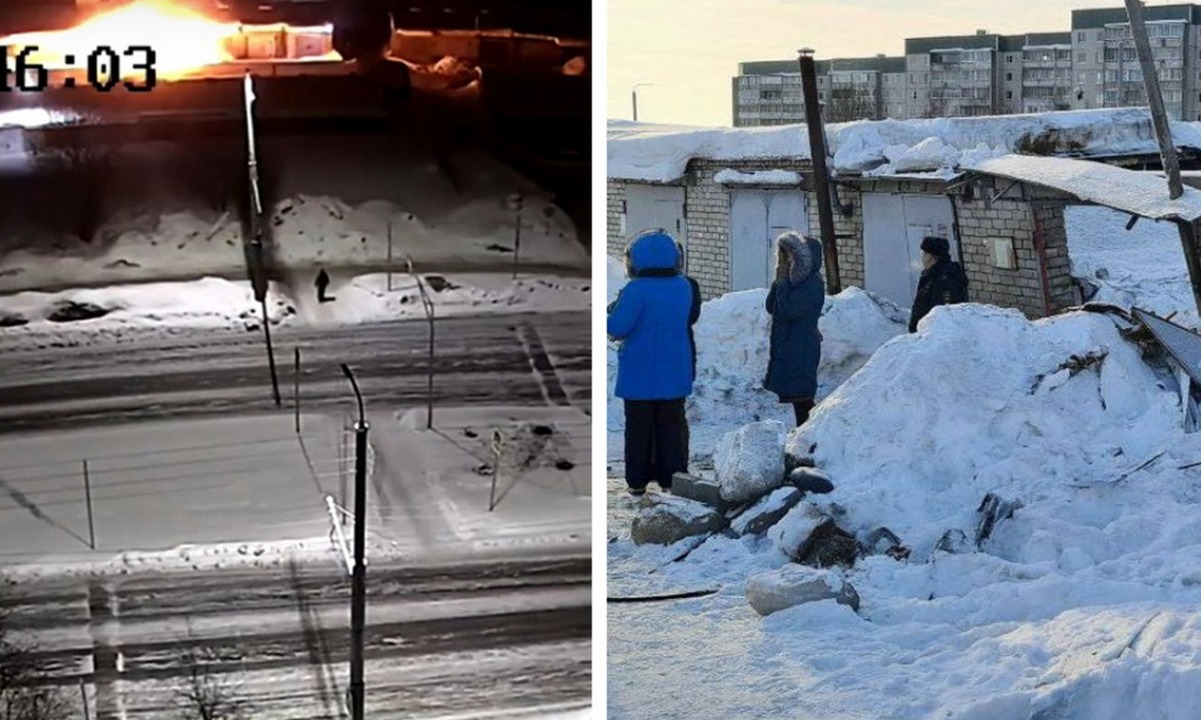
[2, 0, 240, 79]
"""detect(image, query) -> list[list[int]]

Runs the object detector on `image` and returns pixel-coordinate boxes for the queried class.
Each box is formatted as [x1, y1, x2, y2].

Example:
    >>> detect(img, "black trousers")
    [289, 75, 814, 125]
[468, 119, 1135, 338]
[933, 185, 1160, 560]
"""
[624, 399, 688, 491]
[792, 399, 816, 426]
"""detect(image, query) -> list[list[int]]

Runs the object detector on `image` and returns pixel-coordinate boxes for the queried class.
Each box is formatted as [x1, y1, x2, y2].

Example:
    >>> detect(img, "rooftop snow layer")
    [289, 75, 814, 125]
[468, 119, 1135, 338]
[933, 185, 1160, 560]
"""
[971, 154, 1201, 222]
[608, 108, 1201, 182]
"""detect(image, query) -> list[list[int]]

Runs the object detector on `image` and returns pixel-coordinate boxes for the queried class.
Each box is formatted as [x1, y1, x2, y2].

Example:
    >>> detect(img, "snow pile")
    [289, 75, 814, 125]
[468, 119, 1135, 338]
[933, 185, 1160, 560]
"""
[607, 303, 1201, 719]
[608, 108, 1201, 182]
[712, 169, 802, 185]
[1066, 205, 1196, 326]
[793, 304, 1181, 558]
[607, 285, 907, 457]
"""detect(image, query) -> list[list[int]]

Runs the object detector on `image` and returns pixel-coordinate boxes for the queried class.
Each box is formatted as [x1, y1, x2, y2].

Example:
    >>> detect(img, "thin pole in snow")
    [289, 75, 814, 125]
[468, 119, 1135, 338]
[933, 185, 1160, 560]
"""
[294, 347, 301, 434]
[407, 255, 436, 429]
[80, 678, 90, 720]
[83, 460, 95, 550]
[489, 430, 502, 512]
[386, 221, 393, 292]
[512, 194, 523, 280]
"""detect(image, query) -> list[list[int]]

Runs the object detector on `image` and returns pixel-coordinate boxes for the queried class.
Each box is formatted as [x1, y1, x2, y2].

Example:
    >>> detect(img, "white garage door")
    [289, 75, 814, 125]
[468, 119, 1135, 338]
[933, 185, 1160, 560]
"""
[625, 185, 687, 264]
[729, 190, 808, 292]
[862, 193, 957, 307]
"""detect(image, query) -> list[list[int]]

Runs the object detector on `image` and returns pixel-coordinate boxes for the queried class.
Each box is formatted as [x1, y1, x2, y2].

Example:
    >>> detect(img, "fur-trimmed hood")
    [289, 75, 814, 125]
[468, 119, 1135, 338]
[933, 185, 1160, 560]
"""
[778, 232, 822, 285]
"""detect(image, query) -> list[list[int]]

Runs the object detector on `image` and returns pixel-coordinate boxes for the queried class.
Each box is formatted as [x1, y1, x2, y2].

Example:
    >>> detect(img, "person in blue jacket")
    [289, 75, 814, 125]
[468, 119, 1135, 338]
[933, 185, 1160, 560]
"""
[764, 232, 825, 426]
[608, 230, 696, 496]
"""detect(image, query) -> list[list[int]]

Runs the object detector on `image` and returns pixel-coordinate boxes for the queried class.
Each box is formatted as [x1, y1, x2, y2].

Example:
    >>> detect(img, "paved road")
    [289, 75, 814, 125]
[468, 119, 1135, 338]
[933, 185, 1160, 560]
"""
[0, 310, 589, 432]
[3, 555, 591, 719]
[0, 309, 592, 716]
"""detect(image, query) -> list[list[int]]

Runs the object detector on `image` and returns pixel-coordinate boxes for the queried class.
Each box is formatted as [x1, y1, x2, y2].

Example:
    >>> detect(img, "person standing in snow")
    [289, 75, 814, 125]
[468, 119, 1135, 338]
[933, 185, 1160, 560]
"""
[315, 268, 331, 303]
[908, 236, 968, 333]
[608, 230, 694, 496]
[764, 232, 825, 427]
[676, 240, 703, 384]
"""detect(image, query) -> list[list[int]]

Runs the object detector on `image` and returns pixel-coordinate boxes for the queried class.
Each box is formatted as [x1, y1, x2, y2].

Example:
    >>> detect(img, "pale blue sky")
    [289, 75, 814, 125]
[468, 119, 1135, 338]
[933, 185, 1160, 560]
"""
[607, 0, 1147, 127]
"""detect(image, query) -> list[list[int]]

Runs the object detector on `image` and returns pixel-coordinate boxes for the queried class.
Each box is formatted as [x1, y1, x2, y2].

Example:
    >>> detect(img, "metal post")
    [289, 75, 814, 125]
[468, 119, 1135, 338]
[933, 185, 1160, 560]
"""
[82, 460, 95, 550]
[631, 89, 638, 122]
[340, 364, 369, 720]
[407, 256, 435, 429]
[488, 430, 502, 512]
[80, 678, 90, 720]
[797, 48, 842, 295]
[262, 296, 281, 408]
[512, 194, 523, 280]
[1125, 0, 1201, 315]
[244, 73, 281, 407]
[294, 347, 300, 434]
[386, 221, 393, 292]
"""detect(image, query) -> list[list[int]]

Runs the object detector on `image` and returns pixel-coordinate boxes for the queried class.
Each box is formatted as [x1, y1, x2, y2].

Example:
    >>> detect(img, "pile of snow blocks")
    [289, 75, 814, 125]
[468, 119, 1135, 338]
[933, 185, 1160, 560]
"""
[631, 421, 883, 567]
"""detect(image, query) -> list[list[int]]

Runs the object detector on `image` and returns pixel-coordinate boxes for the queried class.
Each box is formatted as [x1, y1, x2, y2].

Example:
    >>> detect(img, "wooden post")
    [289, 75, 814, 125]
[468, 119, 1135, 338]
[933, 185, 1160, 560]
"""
[1125, 0, 1201, 316]
[82, 460, 95, 550]
[797, 48, 842, 295]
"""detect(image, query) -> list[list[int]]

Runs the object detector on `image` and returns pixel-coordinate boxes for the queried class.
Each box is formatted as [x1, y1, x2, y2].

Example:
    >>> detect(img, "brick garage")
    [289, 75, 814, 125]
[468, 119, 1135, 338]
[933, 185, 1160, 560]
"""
[608, 162, 1082, 319]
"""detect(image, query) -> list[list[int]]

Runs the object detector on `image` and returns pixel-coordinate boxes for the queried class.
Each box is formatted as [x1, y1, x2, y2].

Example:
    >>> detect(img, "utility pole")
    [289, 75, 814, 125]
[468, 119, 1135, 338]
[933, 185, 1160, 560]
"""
[1125, 0, 1201, 315]
[244, 72, 281, 407]
[797, 48, 842, 295]
[632, 83, 651, 121]
[340, 364, 369, 720]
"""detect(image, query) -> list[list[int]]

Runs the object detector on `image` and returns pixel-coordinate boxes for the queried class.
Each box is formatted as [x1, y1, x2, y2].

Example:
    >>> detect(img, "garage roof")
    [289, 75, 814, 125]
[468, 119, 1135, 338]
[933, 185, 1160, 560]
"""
[969, 154, 1201, 222]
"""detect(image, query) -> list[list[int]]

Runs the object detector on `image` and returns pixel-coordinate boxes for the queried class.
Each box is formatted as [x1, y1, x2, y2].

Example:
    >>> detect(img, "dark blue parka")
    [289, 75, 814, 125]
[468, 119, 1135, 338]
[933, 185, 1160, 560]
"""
[608, 231, 695, 401]
[763, 234, 825, 402]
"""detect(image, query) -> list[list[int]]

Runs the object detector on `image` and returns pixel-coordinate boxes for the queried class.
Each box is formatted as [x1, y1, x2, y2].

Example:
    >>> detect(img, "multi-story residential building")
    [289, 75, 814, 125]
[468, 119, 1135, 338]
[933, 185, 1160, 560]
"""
[1019, 32, 1074, 113]
[732, 56, 904, 126]
[1071, 5, 1201, 120]
[731, 3, 1201, 125]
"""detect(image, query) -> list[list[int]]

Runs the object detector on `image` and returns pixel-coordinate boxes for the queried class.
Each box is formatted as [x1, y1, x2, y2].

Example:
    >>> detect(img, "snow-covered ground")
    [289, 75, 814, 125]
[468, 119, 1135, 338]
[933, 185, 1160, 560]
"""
[1066, 205, 1195, 325]
[0, 404, 589, 583]
[608, 301, 1201, 719]
[0, 191, 587, 295]
[606, 261, 907, 462]
[0, 273, 589, 352]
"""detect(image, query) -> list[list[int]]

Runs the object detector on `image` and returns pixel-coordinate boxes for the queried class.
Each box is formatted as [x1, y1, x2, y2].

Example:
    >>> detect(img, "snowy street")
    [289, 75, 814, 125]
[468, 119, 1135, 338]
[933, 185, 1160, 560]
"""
[0, 310, 588, 432]
[2, 556, 590, 719]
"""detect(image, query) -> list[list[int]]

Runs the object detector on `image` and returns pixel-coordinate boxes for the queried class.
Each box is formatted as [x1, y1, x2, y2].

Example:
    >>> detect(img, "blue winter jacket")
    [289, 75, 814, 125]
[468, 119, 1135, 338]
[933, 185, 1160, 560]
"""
[608, 232, 695, 401]
[764, 236, 825, 402]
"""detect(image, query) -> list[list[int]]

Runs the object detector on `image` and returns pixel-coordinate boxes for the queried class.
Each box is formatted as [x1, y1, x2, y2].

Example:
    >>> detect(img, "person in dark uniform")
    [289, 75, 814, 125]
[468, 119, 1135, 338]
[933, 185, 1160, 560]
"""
[316, 268, 331, 303]
[763, 233, 825, 427]
[908, 236, 968, 333]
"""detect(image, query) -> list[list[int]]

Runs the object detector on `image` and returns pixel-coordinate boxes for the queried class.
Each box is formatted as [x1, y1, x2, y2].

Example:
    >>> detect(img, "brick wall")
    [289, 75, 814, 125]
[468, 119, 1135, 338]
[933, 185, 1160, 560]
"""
[606, 180, 627, 259]
[953, 195, 1078, 318]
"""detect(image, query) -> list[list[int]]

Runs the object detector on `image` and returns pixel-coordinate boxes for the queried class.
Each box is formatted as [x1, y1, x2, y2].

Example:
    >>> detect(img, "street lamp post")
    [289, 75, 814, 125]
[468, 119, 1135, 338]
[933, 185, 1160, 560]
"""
[632, 83, 652, 121]
[340, 363, 369, 720]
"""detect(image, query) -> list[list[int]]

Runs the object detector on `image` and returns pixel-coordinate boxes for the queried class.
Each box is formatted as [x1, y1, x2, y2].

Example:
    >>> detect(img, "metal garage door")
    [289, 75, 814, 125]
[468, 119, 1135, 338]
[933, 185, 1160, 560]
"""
[624, 185, 687, 263]
[862, 193, 957, 307]
[729, 190, 808, 292]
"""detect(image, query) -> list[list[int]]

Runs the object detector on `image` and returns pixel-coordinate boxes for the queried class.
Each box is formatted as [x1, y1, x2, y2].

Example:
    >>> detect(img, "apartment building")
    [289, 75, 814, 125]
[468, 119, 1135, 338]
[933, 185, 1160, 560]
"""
[731, 4, 1201, 125]
[731, 56, 904, 126]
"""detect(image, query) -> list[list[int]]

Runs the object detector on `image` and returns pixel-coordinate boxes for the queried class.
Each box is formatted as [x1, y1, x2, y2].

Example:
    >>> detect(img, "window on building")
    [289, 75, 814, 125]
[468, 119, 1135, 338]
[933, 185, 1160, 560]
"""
[1007, 55, 1013, 63]
[1006, 72, 1012, 81]
[1006, 90, 1013, 99]
[1077, 51, 1086, 63]
[1077, 31, 1085, 42]
[912, 91, 918, 99]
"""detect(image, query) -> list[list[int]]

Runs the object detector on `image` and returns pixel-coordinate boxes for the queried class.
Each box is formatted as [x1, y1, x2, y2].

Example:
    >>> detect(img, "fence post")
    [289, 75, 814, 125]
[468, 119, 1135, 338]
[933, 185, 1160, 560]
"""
[387, 221, 393, 292]
[511, 194, 523, 280]
[80, 678, 90, 720]
[294, 347, 301, 434]
[82, 460, 95, 550]
[488, 430, 502, 512]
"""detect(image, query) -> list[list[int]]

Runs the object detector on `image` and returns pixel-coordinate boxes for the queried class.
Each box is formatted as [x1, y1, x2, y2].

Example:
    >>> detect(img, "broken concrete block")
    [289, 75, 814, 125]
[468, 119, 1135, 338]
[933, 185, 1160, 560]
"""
[747, 564, 860, 616]
[714, 420, 786, 504]
[976, 493, 1023, 547]
[630, 495, 726, 546]
[730, 487, 803, 537]
[935, 528, 972, 555]
[767, 502, 825, 558]
[671, 472, 730, 511]
[786, 467, 834, 494]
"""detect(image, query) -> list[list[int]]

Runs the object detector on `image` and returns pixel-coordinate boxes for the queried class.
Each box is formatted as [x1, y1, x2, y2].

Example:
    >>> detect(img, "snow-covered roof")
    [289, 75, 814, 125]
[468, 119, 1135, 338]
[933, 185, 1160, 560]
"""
[970, 154, 1201, 222]
[608, 108, 1201, 183]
